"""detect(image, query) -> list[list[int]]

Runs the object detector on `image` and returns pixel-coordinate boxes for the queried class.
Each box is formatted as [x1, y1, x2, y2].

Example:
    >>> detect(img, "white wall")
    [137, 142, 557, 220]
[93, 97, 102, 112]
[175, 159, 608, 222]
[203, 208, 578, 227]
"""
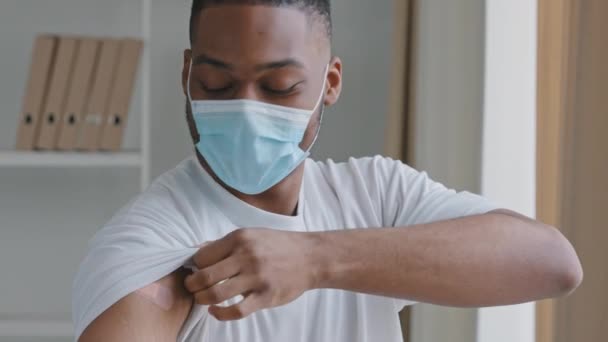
[410, 0, 486, 192]
[408, 0, 486, 341]
[147, 0, 193, 180]
[313, 0, 395, 161]
[477, 0, 538, 341]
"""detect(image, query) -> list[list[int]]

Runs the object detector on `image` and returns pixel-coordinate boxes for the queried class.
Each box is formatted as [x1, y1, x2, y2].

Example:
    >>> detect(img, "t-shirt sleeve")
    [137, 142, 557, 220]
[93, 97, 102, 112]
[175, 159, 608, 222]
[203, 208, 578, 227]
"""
[71, 184, 200, 340]
[342, 156, 499, 311]
[351, 156, 500, 227]
[327, 156, 499, 227]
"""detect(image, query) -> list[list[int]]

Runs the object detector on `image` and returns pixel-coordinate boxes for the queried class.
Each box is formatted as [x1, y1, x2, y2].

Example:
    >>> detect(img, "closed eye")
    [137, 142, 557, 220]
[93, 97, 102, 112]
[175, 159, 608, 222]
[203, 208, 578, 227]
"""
[200, 82, 233, 94]
[261, 81, 304, 96]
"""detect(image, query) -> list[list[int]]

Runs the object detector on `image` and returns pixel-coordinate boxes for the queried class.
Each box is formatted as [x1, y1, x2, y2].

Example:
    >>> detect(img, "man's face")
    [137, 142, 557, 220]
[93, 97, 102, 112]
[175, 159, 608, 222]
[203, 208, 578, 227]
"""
[182, 5, 342, 150]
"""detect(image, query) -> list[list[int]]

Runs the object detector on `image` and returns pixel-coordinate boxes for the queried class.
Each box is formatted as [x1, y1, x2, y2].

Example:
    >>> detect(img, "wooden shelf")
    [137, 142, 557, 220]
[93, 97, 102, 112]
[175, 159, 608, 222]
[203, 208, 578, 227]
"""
[0, 151, 142, 168]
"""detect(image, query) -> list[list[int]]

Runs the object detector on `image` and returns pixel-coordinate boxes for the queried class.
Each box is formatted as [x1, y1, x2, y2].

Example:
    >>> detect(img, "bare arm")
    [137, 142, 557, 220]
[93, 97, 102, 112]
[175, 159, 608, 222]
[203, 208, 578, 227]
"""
[79, 268, 193, 342]
[183, 210, 583, 320]
[311, 210, 583, 307]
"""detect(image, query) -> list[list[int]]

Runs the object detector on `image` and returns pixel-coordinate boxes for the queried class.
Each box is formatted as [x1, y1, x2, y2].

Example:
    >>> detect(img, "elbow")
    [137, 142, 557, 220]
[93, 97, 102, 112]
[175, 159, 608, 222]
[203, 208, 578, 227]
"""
[547, 228, 584, 297]
[556, 255, 583, 296]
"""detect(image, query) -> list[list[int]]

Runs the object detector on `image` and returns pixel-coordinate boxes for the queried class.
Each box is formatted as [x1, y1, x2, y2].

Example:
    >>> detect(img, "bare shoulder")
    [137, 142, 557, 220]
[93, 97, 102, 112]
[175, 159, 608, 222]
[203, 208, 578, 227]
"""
[79, 268, 193, 342]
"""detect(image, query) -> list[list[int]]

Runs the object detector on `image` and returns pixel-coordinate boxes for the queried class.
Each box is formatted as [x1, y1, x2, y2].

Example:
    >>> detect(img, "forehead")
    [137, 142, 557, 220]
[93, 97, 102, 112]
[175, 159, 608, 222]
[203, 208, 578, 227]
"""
[192, 5, 323, 67]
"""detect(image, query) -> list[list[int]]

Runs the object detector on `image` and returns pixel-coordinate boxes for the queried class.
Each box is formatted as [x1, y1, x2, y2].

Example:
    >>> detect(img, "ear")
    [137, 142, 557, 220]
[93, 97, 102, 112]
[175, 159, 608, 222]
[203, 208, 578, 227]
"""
[323, 56, 343, 107]
[181, 49, 192, 97]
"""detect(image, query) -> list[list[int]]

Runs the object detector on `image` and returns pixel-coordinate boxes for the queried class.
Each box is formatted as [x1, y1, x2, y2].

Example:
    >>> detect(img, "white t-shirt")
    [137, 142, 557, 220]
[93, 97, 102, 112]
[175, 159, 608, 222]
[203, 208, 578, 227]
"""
[72, 155, 498, 342]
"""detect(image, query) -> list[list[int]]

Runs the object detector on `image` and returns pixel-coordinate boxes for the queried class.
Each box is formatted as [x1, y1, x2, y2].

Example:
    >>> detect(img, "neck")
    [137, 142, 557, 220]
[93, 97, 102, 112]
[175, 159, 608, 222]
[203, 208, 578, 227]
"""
[196, 151, 304, 216]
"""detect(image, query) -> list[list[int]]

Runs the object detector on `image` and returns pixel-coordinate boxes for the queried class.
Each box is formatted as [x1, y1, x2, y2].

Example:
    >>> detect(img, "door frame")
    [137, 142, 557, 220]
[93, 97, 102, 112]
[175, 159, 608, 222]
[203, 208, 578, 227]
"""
[536, 0, 580, 341]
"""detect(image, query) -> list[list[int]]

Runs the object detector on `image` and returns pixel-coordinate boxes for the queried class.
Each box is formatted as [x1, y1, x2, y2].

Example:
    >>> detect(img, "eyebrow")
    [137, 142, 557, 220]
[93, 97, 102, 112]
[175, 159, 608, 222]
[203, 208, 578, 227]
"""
[192, 53, 305, 71]
[193, 54, 232, 69]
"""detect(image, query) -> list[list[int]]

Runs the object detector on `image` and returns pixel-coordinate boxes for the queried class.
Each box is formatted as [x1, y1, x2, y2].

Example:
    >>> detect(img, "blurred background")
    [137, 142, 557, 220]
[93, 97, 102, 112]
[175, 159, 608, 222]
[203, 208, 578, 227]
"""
[0, 0, 605, 341]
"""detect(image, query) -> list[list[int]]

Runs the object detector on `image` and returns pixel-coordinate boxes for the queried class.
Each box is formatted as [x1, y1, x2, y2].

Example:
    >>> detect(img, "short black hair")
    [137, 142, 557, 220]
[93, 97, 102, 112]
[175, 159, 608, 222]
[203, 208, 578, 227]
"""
[189, 0, 332, 44]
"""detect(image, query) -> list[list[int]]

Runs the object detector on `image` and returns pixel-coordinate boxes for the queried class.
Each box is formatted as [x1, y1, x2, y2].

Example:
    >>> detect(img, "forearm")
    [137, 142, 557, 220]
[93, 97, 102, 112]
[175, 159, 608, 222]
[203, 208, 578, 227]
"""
[307, 211, 583, 307]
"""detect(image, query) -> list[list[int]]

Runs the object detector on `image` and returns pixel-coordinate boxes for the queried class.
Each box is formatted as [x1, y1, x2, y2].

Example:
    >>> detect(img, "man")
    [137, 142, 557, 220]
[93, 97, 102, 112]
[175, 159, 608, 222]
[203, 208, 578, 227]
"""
[73, 1, 583, 341]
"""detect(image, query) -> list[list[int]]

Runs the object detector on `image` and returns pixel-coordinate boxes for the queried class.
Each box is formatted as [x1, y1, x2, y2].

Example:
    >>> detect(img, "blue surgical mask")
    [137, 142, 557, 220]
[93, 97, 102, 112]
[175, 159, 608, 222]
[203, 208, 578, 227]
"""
[187, 60, 328, 195]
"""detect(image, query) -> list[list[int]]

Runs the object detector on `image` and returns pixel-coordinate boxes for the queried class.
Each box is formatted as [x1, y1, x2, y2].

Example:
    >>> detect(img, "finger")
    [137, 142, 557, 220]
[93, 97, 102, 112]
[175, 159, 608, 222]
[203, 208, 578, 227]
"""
[193, 235, 234, 269]
[209, 292, 263, 321]
[193, 275, 255, 306]
[184, 257, 240, 293]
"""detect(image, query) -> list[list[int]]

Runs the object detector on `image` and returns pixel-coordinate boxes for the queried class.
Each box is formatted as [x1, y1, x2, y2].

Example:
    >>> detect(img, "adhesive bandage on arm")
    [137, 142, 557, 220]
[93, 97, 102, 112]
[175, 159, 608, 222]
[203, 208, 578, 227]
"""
[134, 282, 176, 311]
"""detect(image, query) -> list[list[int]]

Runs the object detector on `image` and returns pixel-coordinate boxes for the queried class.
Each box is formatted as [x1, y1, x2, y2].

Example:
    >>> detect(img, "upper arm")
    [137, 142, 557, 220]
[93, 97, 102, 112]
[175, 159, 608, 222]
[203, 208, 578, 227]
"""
[79, 268, 193, 342]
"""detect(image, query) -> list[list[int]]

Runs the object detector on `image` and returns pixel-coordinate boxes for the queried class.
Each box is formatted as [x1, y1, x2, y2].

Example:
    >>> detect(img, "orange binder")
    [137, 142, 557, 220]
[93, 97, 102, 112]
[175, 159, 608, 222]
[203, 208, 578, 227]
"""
[76, 38, 120, 151]
[36, 37, 79, 150]
[56, 38, 101, 150]
[16, 35, 58, 150]
[99, 39, 143, 151]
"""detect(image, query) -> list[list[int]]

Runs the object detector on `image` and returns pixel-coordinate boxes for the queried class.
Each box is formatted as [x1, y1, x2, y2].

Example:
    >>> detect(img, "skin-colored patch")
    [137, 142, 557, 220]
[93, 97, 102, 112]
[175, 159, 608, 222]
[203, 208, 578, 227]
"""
[135, 282, 175, 311]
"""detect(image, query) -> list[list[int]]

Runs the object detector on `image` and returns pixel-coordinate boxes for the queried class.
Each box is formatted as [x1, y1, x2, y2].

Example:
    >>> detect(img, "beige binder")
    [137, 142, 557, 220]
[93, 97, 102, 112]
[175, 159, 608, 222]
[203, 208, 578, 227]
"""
[16, 35, 58, 150]
[56, 38, 101, 150]
[36, 37, 79, 150]
[99, 39, 143, 151]
[76, 38, 120, 151]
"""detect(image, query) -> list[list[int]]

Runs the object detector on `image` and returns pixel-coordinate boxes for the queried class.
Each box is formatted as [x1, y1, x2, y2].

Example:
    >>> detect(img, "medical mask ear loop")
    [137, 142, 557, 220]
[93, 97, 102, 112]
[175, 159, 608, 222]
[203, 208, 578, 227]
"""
[187, 58, 194, 104]
[305, 64, 330, 153]
[188, 59, 207, 146]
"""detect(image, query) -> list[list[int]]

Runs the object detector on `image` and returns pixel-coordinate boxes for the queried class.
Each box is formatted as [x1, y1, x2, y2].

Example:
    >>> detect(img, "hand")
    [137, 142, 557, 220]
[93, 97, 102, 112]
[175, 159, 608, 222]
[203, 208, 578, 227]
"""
[184, 228, 320, 321]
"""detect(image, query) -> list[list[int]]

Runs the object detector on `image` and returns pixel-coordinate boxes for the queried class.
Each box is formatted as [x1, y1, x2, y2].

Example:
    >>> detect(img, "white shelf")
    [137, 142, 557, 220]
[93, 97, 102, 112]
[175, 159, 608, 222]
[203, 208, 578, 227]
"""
[0, 151, 142, 168]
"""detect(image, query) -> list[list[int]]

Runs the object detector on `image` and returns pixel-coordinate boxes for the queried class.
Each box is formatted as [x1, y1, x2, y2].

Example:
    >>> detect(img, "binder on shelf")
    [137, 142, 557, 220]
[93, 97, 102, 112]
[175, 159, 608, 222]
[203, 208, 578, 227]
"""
[76, 38, 120, 151]
[56, 38, 101, 150]
[16, 35, 58, 150]
[99, 38, 143, 151]
[36, 37, 79, 150]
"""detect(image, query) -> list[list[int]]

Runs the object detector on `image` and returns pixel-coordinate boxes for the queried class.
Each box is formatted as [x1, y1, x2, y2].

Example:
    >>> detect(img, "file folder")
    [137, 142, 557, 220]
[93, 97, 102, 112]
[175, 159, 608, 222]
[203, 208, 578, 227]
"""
[36, 37, 78, 149]
[76, 38, 120, 151]
[16, 35, 58, 150]
[99, 38, 143, 151]
[56, 38, 100, 150]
